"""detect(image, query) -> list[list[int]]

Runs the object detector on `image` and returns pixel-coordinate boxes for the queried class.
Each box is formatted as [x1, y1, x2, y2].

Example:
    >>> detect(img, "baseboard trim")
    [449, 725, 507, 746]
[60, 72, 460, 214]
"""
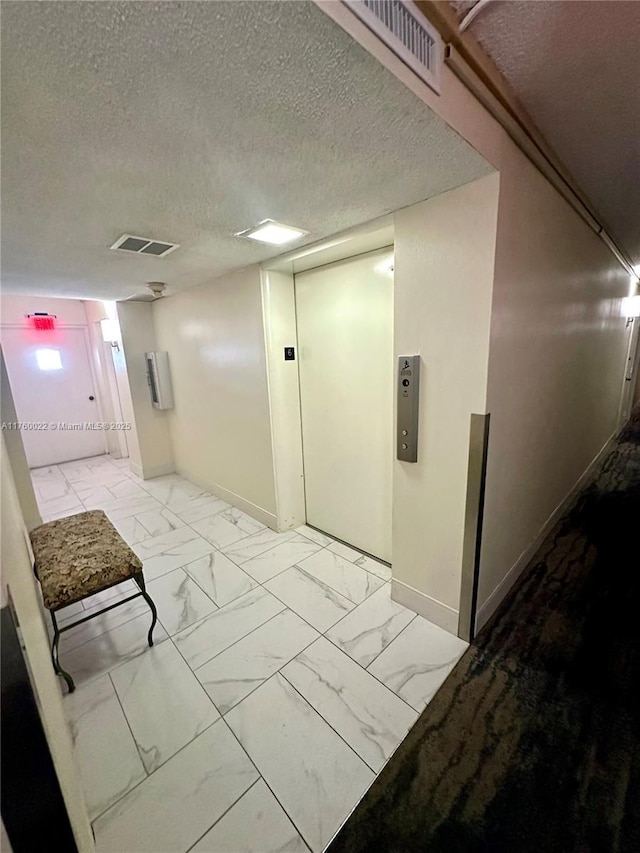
[175, 467, 278, 530]
[391, 578, 459, 635]
[475, 429, 619, 633]
[140, 462, 175, 480]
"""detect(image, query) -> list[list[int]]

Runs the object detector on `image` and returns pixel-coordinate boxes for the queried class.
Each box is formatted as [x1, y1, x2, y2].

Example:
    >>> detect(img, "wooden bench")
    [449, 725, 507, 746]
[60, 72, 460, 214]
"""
[30, 509, 158, 693]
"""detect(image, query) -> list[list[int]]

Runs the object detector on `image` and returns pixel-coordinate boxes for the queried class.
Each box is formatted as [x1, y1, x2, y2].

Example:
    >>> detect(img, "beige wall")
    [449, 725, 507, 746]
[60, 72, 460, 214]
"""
[1, 437, 94, 851]
[117, 302, 174, 479]
[391, 173, 499, 631]
[152, 266, 277, 523]
[262, 269, 306, 530]
[1, 349, 41, 530]
[477, 141, 631, 626]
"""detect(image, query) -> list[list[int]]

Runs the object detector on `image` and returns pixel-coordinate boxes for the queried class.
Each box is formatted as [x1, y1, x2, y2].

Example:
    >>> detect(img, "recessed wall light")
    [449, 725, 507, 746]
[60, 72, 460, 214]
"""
[235, 220, 309, 246]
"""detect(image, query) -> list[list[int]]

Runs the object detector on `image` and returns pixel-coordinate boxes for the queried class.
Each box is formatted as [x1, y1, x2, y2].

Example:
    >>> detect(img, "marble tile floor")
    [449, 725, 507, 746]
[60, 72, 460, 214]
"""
[31, 455, 468, 852]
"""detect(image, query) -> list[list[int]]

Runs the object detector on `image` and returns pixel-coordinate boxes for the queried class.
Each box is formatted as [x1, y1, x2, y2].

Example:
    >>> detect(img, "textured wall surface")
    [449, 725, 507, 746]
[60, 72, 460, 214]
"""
[453, 0, 640, 264]
[1, 0, 491, 300]
[152, 265, 277, 517]
[479, 140, 631, 620]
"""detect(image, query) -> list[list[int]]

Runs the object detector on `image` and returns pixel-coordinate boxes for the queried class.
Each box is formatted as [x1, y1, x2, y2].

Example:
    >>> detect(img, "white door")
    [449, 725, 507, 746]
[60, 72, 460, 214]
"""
[1, 326, 106, 467]
[295, 247, 393, 562]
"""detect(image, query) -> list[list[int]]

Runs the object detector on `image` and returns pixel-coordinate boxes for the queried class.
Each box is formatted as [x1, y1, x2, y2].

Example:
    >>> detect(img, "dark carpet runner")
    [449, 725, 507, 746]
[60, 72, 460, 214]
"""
[329, 410, 640, 853]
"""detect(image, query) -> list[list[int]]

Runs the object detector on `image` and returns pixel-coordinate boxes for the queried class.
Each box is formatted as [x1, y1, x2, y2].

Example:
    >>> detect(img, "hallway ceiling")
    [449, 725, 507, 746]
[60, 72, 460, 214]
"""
[1, 1, 492, 302]
[450, 0, 640, 266]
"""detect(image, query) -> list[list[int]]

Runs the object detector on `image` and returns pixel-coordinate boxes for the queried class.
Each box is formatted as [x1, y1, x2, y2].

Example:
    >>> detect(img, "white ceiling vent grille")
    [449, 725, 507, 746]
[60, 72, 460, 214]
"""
[110, 234, 180, 258]
[344, 1, 441, 93]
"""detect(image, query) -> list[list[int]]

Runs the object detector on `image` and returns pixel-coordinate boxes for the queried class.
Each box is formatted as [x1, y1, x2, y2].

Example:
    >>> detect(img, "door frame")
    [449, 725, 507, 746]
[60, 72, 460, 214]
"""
[261, 215, 395, 534]
[0, 322, 108, 461]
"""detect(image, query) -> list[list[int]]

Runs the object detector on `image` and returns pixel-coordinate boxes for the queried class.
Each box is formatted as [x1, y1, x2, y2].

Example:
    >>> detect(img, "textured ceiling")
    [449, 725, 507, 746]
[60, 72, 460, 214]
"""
[1, 0, 491, 301]
[451, 0, 640, 264]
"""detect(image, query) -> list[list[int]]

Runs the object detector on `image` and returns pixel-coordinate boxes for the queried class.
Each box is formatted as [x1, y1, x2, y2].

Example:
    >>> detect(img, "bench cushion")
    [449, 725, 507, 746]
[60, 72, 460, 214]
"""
[30, 510, 143, 611]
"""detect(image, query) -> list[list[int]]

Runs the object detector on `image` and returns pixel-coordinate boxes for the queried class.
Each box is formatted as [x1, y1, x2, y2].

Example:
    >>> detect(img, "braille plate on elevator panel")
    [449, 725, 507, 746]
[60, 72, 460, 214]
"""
[397, 355, 420, 462]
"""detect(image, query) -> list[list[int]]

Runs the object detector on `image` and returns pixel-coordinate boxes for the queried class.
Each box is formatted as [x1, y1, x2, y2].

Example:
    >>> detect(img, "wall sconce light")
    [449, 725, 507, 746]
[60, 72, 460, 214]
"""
[622, 296, 640, 328]
[100, 318, 120, 350]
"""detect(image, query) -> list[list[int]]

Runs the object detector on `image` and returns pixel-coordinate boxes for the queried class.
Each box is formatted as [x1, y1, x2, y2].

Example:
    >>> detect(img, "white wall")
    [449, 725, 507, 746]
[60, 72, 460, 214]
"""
[82, 300, 122, 457]
[1, 436, 94, 852]
[152, 267, 277, 524]
[391, 173, 499, 632]
[1, 349, 41, 530]
[0, 294, 89, 326]
[116, 302, 174, 480]
[261, 269, 305, 530]
[477, 141, 631, 627]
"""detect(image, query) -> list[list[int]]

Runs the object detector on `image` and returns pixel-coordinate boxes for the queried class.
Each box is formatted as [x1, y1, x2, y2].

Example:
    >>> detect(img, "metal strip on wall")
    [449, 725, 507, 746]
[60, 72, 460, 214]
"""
[458, 412, 490, 642]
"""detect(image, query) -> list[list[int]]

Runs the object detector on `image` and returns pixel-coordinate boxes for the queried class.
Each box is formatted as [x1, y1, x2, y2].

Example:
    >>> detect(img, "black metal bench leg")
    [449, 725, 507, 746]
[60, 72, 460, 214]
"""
[134, 573, 158, 647]
[50, 612, 75, 693]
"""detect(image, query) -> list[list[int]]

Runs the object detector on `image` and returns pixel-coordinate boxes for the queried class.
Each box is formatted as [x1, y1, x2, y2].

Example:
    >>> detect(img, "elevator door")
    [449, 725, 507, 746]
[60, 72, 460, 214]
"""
[295, 247, 393, 562]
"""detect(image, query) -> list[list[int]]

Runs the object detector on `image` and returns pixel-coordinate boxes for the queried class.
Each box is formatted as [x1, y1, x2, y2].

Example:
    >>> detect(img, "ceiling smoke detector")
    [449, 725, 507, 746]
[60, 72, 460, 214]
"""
[110, 234, 180, 258]
[147, 282, 167, 298]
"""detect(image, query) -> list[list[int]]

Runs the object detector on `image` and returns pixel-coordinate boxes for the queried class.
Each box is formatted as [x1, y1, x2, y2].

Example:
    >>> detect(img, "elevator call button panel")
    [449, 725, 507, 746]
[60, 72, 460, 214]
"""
[397, 355, 420, 462]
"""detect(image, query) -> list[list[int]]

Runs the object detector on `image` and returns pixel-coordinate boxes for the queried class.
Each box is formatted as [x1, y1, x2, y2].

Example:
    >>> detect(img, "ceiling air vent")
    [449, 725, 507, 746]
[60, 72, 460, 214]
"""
[110, 234, 180, 258]
[344, 0, 441, 93]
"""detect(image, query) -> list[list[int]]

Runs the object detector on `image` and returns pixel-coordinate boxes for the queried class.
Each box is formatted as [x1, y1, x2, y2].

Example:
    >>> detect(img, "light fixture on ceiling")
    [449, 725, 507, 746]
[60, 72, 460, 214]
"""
[235, 219, 309, 246]
[147, 282, 167, 298]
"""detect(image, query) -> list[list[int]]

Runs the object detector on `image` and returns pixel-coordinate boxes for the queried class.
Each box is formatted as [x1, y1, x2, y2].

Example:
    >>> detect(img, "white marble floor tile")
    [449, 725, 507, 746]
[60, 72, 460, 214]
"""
[142, 481, 212, 512]
[295, 525, 334, 547]
[138, 473, 185, 489]
[191, 779, 308, 853]
[111, 457, 131, 469]
[30, 464, 64, 480]
[59, 613, 168, 689]
[112, 515, 153, 547]
[192, 509, 263, 550]
[59, 596, 149, 653]
[227, 674, 374, 853]
[65, 674, 145, 820]
[265, 566, 355, 632]
[106, 478, 148, 500]
[55, 600, 85, 626]
[368, 616, 468, 711]
[81, 579, 136, 610]
[222, 528, 297, 564]
[241, 535, 323, 584]
[326, 584, 416, 667]
[140, 537, 216, 582]
[221, 506, 266, 534]
[173, 587, 285, 671]
[110, 639, 219, 773]
[135, 506, 185, 537]
[195, 610, 318, 714]
[41, 504, 85, 522]
[147, 568, 217, 636]
[297, 550, 385, 604]
[174, 497, 231, 524]
[34, 478, 77, 503]
[326, 540, 392, 582]
[93, 719, 258, 853]
[183, 552, 258, 608]
[283, 637, 417, 772]
[104, 494, 163, 522]
[38, 492, 85, 517]
[75, 485, 119, 509]
[133, 526, 203, 560]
